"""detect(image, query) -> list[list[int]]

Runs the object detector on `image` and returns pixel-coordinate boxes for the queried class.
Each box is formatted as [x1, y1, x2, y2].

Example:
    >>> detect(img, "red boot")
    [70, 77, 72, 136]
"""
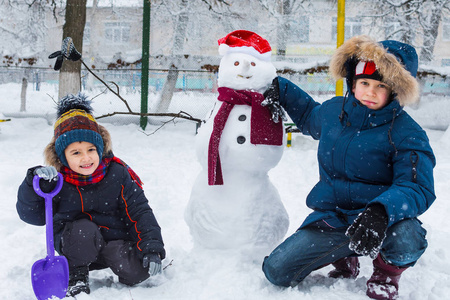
[328, 257, 360, 279]
[366, 255, 407, 300]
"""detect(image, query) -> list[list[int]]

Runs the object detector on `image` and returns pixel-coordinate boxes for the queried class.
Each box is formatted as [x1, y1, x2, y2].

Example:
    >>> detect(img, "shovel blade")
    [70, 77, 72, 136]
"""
[31, 256, 69, 300]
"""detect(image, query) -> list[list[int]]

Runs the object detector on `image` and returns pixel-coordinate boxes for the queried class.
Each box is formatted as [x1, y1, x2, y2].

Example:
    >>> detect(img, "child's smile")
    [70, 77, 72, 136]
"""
[64, 141, 100, 175]
[80, 162, 95, 170]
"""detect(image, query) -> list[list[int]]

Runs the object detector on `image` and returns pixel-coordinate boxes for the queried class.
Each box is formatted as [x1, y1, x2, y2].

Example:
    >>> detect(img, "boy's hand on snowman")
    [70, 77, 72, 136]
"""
[34, 166, 59, 182]
[346, 204, 388, 259]
[263, 77, 280, 102]
[262, 77, 287, 123]
[143, 253, 162, 276]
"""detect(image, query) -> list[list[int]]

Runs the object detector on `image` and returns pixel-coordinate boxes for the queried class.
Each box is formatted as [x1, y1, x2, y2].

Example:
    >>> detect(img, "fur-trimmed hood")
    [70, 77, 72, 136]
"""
[44, 124, 113, 171]
[329, 35, 419, 106]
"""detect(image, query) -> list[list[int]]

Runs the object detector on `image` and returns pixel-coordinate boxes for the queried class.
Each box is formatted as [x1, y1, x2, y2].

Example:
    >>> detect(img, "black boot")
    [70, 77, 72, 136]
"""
[67, 266, 90, 296]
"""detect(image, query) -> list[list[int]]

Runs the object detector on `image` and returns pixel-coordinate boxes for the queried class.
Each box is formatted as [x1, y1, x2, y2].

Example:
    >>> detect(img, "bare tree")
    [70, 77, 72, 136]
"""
[258, 0, 309, 59]
[58, 0, 87, 99]
[369, 0, 450, 64]
[155, 0, 232, 113]
[5, 0, 87, 97]
[155, 0, 190, 113]
[418, 0, 450, 63]
[0, 1, 47, 61]
[366, 0, 418, 45]
[0, 1, 48, 108]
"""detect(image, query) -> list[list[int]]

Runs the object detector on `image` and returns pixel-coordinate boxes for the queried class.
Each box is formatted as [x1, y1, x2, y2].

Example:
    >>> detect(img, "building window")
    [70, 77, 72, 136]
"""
[332, 17, 361, 41]
[289, 17, 310, 43]
[443, 18, 450, 41]
[104, 22, 130, 44]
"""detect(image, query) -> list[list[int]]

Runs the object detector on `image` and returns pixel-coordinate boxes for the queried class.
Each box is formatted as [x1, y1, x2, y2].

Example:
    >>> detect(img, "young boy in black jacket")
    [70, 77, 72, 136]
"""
[17, 93, 165, 296]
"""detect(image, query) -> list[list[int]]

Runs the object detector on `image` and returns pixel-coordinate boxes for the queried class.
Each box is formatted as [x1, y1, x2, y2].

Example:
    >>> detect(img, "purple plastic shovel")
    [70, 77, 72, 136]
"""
[32, 173, 69, 300]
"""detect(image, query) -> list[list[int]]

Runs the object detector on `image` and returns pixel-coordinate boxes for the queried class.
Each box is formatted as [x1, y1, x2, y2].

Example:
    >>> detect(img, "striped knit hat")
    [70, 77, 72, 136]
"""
[54, 93, 104, 167]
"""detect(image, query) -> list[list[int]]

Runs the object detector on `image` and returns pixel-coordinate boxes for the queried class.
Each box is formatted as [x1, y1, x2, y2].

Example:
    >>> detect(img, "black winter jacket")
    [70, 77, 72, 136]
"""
[17, 162, 165, 259]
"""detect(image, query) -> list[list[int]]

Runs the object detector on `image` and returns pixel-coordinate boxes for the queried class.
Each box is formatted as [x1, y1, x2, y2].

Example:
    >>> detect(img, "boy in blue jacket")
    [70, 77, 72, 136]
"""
[262, 35, 435, 300]
[17, 94, 165, 296]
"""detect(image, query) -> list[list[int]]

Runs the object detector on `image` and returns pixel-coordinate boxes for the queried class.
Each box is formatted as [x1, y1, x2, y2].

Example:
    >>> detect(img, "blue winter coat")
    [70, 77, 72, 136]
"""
[277, 77, 436, 229]
[17, 162, 166, 259]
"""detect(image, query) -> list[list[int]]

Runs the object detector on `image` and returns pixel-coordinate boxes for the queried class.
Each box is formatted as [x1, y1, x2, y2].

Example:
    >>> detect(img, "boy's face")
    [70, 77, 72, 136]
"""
[352, 78, 392, 110]
[64, 141, 100, 175]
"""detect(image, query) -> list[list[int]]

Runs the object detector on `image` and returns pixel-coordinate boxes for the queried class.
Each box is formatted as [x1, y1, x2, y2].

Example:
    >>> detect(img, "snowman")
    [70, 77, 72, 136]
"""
[185, 30, 289, 259]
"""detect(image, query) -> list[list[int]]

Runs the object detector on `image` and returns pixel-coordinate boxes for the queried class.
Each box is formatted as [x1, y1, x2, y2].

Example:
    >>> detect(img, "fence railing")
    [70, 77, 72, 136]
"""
[1, 66, 448, 125]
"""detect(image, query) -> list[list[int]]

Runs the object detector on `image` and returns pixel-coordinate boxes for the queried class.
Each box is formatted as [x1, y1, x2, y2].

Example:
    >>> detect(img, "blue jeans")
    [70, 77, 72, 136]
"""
[262, 218, 427, 287]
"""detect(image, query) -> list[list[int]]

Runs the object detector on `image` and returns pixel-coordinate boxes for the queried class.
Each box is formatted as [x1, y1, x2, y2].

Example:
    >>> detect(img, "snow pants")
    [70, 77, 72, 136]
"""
[60, 219, 150, 285]
[262, 218, 427, 287]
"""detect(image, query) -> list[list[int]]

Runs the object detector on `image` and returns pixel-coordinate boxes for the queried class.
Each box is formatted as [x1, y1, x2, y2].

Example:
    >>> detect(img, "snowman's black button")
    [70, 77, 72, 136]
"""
[237, 136, 246, 144]
[238, 115, 247, 121]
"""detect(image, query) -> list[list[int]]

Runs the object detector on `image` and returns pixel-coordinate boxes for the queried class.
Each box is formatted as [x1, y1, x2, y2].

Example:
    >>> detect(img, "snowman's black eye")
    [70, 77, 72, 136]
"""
[234, 61, 239, 66]
[251, 62, 256, 66]
[237, 136, 246, 144]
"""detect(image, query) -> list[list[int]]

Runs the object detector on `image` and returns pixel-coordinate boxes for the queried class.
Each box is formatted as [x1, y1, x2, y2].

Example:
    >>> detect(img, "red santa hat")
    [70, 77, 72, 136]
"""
[218, 30, 272, 61]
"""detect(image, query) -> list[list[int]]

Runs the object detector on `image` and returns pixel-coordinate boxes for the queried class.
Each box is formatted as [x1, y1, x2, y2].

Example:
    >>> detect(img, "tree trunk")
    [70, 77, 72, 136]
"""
[84, 0, 100, 90]
[20, 77, 28, 112]
[420, 5, 442, 64]
[399, 7, 415, 45]
[156, 0, 189, 113]
[156, 65, 179, 112]
[276, 18, 288, 58]
[276, 0, 292, 60]
[58, 0, 87, 100]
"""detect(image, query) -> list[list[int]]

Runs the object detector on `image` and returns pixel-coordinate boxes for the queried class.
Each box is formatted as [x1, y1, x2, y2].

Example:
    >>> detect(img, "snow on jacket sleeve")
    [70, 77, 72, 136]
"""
[370, 123, 436, 226]
[16, 166, 57, 226]
[277, 76, 322, 139]
[118, 164, 166, 259]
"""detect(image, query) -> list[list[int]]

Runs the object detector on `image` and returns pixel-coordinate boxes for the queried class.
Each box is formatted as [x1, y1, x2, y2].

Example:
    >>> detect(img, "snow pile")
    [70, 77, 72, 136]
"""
[1, 83, 450, 299]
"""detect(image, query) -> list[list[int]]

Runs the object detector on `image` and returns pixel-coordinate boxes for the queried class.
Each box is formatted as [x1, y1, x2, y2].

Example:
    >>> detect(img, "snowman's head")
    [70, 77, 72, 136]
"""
[218, 53, 276, 92]
[217, 30, 277, 93]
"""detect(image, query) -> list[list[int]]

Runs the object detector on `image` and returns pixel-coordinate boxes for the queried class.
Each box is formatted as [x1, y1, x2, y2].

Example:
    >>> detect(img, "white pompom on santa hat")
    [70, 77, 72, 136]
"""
[218, 30, 272, 61]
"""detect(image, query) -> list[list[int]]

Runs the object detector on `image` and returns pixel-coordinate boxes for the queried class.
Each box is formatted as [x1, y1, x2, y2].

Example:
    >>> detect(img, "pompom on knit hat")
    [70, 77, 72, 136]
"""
[54, 93, 104, 167]
[218, 30, 272, 61]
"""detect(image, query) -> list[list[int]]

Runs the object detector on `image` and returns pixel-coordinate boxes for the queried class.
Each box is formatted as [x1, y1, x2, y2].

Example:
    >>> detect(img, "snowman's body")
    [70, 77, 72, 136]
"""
[185, 47, 289, 259]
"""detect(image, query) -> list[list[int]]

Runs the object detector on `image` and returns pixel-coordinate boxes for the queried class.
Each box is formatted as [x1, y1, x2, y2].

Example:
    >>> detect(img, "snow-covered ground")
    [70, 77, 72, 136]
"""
[1, 83, 450, 299]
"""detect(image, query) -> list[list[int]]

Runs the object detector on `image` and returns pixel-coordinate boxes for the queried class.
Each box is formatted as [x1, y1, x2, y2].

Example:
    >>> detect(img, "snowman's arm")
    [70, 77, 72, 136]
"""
[276, 76, 322, 139]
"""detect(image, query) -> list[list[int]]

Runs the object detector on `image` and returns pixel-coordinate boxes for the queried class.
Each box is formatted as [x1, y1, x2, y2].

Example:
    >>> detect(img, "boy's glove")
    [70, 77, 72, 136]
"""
[346, 204, 388, 259]
[48, 37, 82, 71]
[143, 253, 162, 276]
[34, 166, 59, 182]
[262, 77, 287, 123]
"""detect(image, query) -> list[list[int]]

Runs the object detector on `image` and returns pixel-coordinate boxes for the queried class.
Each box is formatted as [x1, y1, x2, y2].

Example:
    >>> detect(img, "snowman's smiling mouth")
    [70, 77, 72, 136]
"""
[237, 74, 252, 79]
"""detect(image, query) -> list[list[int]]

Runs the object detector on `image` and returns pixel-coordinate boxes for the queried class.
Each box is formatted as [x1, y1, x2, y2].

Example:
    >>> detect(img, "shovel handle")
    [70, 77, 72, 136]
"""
[33, 173, 64, 198]
[33, 173, 64, 258]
